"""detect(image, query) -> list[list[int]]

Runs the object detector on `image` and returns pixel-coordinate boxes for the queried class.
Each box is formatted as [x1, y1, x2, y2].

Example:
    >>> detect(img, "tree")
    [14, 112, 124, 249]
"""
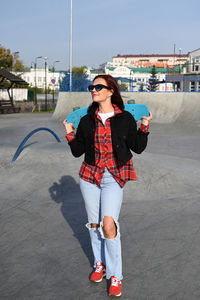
[13, 53, 25, 72]
[72, 66, 87, 74]
[0, 45, 12, 70]
[139, 83, 144, 91]
[147, 65, 158, 91]
[0, 45, 25, 72]
[118, 83, 128, 91]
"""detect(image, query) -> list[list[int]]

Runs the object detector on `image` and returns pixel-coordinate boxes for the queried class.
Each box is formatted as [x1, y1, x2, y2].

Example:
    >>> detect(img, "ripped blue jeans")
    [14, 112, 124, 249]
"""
[79, 168, 123, 280]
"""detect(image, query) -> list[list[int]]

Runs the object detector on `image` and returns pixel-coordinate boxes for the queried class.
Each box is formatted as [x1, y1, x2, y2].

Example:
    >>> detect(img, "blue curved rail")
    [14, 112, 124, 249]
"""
[12, 127, 61, 162]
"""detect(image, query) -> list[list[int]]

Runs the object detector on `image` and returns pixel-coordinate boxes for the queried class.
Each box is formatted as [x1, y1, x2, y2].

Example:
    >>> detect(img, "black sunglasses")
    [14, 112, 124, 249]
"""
[88, 84, 112, 92]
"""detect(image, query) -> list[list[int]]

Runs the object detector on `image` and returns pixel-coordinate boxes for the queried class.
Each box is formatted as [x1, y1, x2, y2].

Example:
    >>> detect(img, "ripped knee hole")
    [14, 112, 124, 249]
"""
[102, 216, 117, 239]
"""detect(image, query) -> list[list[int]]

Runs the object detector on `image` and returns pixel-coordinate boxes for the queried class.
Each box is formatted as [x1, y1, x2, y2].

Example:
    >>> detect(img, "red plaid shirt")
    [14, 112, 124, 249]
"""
[66, 105, 149, 187]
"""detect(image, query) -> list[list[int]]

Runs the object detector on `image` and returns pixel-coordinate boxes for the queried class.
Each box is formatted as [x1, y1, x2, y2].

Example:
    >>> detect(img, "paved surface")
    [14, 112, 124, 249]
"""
[1, 113, 200, 300]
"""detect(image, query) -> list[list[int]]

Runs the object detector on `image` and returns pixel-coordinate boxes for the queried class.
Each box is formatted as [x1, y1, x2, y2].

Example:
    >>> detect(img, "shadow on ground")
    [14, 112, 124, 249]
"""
[49, 175, 94, 267]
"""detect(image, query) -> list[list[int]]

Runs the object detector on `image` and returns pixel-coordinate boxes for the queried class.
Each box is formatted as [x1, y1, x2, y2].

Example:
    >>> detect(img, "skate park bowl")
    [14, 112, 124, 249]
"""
[1, 91, 200, 299]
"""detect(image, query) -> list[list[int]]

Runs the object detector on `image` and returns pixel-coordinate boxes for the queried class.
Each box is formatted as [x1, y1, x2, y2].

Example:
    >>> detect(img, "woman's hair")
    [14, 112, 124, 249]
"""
[88, 74, 124, 112]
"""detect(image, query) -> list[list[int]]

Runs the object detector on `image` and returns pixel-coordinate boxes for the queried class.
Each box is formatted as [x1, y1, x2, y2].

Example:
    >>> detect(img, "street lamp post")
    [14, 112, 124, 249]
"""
[52, 60, 60, 103]
[36, 56, 48, 110]
[34, 56, 42, 107]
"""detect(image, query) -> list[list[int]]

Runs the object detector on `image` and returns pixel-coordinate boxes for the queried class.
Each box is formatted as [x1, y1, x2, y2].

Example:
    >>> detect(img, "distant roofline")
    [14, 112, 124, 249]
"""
[188, 48, 200, 54]
[113, 53, 189, 58]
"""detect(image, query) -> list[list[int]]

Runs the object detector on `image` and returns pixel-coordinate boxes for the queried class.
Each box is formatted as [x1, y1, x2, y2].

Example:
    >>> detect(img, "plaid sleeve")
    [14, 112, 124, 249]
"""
[140, 124, 149, 133]
[66, 131, 75, 142]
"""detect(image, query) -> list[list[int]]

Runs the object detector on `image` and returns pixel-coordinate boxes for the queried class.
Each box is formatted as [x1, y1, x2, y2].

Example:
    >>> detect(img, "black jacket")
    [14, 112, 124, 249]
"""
[68, 107, 149, 166]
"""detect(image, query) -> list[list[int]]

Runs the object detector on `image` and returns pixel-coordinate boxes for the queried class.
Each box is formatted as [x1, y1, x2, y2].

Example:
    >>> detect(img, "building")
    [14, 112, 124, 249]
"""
[16, 68, 60, 90]
[188, 48, 200, 73]
[106, 66, 174, 91]
[100, 53, 190, 91]
[108, 53, 189, 69]
[167, 48, 200, 91]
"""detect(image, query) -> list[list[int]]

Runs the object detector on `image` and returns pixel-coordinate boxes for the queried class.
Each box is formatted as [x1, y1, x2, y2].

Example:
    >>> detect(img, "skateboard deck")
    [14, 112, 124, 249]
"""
[66, 104, 149, 128]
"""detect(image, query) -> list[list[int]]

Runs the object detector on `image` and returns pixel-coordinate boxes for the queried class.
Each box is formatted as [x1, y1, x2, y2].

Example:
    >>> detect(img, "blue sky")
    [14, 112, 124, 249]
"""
[1, 0, 200, 70]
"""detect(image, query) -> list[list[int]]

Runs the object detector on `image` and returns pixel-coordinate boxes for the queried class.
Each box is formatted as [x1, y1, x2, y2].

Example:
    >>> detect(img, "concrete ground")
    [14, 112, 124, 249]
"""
[1, 112, 200, 300]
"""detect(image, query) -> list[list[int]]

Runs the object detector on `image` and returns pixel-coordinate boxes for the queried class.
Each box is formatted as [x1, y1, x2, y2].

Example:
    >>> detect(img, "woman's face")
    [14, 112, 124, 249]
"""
[91, 78, 113, 104]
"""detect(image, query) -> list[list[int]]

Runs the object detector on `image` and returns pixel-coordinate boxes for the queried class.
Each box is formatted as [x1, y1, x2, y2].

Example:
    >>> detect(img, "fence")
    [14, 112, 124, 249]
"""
[59, 72, 92, 92]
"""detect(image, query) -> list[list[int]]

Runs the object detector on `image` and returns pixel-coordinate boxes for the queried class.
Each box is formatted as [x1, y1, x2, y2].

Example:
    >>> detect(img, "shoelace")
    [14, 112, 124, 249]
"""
[111, 277, 120, 287]
[95, 263, 103, 273]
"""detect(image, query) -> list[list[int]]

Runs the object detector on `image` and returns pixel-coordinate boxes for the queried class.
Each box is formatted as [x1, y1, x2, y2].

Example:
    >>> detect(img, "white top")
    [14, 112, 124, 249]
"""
[98, 111, 114, 125]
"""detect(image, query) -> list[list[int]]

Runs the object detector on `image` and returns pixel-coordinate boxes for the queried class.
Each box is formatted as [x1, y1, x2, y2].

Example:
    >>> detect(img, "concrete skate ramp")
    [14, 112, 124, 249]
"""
[53, 92, 200, 124]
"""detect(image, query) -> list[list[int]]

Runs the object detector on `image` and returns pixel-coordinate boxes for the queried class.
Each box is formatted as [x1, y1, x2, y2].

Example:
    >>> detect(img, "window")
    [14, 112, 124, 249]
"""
[190, 81, 195, 91]
[195, 65, 199, 71]
[198, 81, 200, 91]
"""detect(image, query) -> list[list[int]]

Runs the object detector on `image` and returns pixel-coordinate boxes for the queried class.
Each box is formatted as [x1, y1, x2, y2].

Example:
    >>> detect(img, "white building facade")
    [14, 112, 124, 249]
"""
[188, 48, 200, 73]
[16, 68, 60, 90]
[105, 66, 173, 91]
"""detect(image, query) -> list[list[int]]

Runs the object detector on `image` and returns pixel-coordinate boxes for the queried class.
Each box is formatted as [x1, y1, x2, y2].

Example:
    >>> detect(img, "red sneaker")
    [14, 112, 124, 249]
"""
[90, 262, 106, 282]
[109, 276, 122, 297]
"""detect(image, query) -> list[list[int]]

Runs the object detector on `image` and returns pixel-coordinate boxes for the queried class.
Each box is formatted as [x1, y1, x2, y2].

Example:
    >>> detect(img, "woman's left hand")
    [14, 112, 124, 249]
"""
[141, 111, 152, 126]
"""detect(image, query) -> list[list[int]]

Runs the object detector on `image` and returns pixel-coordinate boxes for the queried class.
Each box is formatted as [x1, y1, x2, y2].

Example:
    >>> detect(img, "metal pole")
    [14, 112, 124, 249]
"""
[11, 56, 14, 101]
[45, 57, 48, 111]
[34, 56, 42, 107]
[53, 66, 55, 104]
[69, 0, 73, 91]
[34, 61, 37, 105]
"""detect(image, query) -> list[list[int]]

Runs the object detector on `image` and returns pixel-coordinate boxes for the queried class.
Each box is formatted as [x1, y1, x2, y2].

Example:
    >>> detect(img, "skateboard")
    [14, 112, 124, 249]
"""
[66, 104, 149, 128]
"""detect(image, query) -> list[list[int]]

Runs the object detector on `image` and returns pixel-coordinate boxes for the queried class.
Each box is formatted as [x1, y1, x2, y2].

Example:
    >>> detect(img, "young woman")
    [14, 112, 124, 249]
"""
[63, 75, 152, 297]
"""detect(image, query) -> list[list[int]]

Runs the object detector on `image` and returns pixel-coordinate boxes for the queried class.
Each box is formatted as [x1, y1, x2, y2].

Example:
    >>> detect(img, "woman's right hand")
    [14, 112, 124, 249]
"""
[141, 111, 152, 126]
[63, 119, 75, 134]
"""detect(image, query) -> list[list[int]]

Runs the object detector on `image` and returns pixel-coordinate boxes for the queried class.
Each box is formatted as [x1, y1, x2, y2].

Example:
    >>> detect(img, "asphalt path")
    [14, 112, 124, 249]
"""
[1, 113, 200, 300]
